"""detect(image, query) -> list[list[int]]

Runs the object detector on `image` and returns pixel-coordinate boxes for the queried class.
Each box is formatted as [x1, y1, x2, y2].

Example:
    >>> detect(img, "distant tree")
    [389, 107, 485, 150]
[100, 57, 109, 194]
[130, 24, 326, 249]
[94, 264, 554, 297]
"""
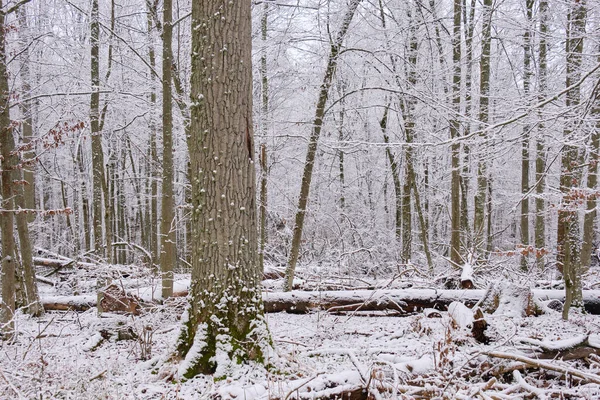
[175, 0, 271, 376]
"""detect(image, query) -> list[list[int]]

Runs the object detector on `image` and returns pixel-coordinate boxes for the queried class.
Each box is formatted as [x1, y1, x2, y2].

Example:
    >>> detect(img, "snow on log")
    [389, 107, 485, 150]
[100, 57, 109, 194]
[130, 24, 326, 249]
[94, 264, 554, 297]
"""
[41, 288, 600, 315]
[516, 335, 600, 360]
[448, 301, 474, 329]
[42, 295, 97, 312]
[448, 302, 489, 343]
[477, 282, 535, 317]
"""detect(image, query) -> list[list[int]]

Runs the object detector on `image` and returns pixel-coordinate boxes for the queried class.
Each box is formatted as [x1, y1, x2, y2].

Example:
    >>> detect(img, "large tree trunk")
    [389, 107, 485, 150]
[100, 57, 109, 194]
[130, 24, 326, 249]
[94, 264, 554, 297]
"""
[160, 0, 176, 298]
[176, 0, 271, 377]
[0, 0, 16, 335]
[284, 0, 362, 291]
[558, 0, 587, 320]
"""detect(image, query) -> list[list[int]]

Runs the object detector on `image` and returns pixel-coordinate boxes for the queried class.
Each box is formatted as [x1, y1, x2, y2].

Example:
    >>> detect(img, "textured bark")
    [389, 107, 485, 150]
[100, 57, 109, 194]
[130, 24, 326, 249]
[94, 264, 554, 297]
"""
[520, 0, 534, 270]
[284, 0, 362, 291]
[90, 0, 113, 263]
[473, 0, 493, 258]
[160, 0, 176, 298]
[559, 0, 587, 320]
[449, 0, 462, 268]
[0, 0, 16, 334]
[176, 0, 271, 377]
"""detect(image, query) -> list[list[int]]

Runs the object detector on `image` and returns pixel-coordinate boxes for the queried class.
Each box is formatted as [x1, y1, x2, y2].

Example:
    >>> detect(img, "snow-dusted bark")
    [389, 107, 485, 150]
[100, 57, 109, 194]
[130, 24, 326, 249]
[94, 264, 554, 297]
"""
[176, 0, 272, 377]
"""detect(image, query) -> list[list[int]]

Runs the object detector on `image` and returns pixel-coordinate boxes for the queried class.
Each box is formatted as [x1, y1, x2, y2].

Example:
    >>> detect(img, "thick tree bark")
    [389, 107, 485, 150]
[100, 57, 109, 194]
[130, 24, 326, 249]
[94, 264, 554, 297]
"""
[558, 0, 587, 320]
[284, 0, 362, 291]
[160, 0, 176, 298]
[175, 0, 271, 377]
[0, 0, 16, 334]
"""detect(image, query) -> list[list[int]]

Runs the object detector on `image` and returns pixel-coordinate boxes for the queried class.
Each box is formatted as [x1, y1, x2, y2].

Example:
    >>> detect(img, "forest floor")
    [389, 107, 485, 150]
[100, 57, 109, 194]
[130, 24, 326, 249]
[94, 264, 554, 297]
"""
[1, 264, 600, 399]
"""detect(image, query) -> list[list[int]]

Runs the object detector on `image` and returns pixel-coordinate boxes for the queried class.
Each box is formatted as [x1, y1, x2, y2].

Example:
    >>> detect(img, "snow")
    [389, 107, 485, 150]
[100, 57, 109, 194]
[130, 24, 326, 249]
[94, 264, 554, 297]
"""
[4, 269, 600, 399]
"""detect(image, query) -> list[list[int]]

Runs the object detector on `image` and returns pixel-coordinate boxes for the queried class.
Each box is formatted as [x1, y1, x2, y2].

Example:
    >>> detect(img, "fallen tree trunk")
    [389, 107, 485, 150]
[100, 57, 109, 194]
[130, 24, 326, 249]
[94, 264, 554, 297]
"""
[516, 335, 600, 361]
[41, 288, 600, 314]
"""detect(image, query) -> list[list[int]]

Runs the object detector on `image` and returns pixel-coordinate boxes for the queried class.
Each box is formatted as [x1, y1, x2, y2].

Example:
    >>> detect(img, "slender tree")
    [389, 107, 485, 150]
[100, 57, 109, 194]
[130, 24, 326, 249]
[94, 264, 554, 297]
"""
[520, 0, 534, 270]
[535, 0, 548, 268]
[473, 0, 493, 258]
[449, 0, 462, 268]
[160, 0, 176, 298]
[581, 46, 600, 270]
[284, 0, 362, 291]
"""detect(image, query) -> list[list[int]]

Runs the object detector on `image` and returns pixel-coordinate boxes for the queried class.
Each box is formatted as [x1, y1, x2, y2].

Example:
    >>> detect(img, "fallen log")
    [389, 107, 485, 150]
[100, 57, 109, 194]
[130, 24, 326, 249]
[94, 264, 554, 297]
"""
[484, 350, 600, 385]
[516, 335, 600, 361]
[41, 288, 600, 315]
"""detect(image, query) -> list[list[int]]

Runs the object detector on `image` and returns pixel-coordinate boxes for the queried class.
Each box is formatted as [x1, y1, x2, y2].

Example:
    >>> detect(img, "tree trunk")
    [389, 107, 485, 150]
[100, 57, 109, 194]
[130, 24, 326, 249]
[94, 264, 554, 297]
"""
[459, 0, 476, 250]
[160, 0, 176, 298]
[176, 0, 271, 377]
[559, 0, 587, 320]
[258, 1, 269, 272]
[0, 0, 17, 334]
[90, 0, 114, 263]
[16, 5, 36, 223]
[380, 105, 402, 243]
[581, 46, 600, 270]
[473, 0, 493, 259]
[520, 0, 534, 270]
[449, 0, 462, 268]
[534, 0, 548, 269]
[144, 1, 159, 266]
[284, 0, 362, 291]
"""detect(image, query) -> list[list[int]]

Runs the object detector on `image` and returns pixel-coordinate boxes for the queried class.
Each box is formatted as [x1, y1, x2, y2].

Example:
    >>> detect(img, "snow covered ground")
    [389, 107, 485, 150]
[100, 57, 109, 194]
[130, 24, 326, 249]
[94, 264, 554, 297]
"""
[1, 288, 600, 399]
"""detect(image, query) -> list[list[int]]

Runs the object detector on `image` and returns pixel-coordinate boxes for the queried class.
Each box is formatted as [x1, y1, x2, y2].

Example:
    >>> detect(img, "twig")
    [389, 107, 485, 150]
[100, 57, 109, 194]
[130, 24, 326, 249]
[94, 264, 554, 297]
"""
[90, 369, 107, 382]
[283, 373, 322, 400]
[512, 370, 547, 400]
[0, 367, 24, 399]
